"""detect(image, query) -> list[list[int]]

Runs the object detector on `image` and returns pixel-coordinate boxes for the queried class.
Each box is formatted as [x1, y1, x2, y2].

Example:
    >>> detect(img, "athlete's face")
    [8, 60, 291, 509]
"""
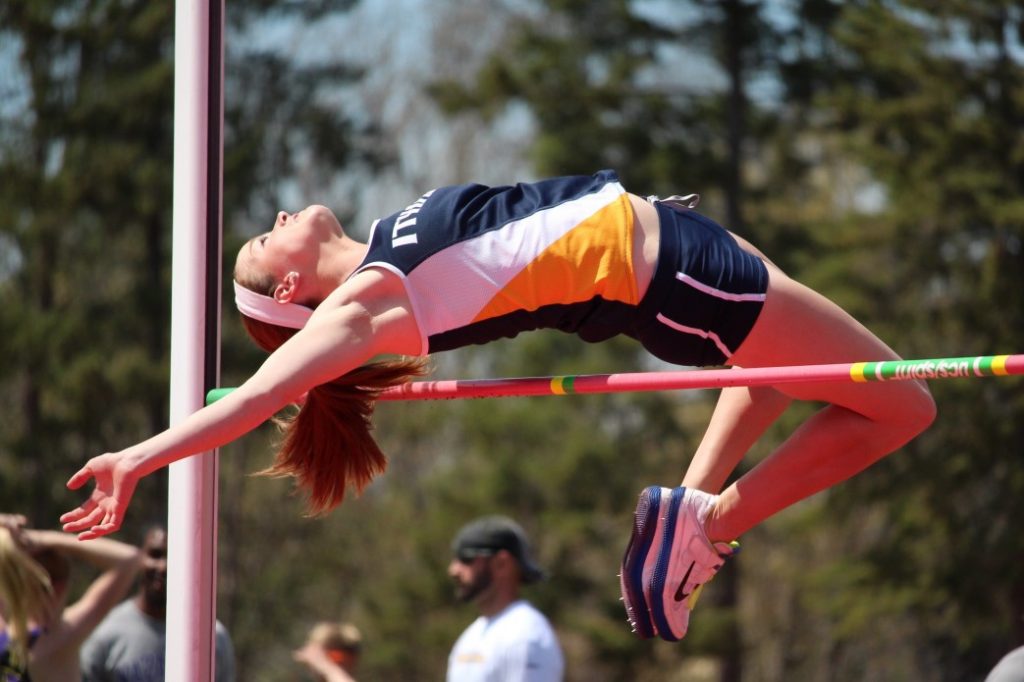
[448, 552, 495, 604]
[235, 204, 343, 290]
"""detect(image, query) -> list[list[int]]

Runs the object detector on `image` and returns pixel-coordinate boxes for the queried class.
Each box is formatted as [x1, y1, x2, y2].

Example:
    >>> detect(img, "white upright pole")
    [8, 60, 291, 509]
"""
[167, 0, 224, 679]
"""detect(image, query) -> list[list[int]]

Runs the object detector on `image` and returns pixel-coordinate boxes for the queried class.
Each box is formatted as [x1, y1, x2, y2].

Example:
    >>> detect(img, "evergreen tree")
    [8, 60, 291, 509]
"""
[748, 2, 1024, 678]
[429, 1, 788, 678]
[0, 0, 177, 527]
[0, 1, 374, 676]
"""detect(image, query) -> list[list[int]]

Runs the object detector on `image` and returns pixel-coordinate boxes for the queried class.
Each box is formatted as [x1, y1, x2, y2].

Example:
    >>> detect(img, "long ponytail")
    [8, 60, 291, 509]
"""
[238, 313, 427, 515]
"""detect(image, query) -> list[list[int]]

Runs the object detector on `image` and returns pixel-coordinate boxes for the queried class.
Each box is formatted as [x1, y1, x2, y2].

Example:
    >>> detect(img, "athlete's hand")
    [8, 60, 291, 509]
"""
[60, 452, 140, 540]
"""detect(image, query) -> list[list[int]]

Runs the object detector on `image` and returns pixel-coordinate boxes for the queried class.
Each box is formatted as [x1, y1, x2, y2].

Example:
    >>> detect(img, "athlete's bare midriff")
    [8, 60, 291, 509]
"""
[628, 193, 661, 301]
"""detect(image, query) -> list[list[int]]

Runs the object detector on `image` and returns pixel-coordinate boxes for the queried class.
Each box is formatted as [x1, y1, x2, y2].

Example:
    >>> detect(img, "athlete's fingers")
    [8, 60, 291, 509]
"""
[66, 466, 95, 491]
[78, 519, 118, 541]
[74, 511, 118, 540]
[62, 506, 105, 534]
[59, 500, 96, 525]
[99, 509, 122, 533]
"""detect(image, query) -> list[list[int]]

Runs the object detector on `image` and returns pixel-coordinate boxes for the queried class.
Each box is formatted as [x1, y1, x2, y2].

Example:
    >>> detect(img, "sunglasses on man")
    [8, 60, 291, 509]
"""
[454, 548, 497, 564]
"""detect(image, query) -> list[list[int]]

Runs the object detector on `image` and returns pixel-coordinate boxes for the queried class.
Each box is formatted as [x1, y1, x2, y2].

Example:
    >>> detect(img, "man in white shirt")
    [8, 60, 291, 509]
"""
[446, 516, 564, 682]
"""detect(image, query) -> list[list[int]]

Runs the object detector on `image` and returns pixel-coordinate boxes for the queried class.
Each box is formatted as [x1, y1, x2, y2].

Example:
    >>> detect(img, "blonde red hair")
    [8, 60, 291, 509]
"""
[237, 302, 427, 515]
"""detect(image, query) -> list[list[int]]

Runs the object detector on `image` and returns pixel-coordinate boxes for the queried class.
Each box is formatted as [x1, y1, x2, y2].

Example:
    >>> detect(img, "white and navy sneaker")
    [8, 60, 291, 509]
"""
[620, 486, 739, 641]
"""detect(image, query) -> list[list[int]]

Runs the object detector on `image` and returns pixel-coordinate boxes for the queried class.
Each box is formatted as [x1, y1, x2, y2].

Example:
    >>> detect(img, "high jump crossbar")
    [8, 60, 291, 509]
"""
[207, 354, 1024, 405]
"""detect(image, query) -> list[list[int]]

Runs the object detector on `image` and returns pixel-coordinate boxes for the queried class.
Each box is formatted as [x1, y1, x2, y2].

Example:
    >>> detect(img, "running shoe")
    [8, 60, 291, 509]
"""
[620, 486, 739, 641]
[620, 486, 663, 638]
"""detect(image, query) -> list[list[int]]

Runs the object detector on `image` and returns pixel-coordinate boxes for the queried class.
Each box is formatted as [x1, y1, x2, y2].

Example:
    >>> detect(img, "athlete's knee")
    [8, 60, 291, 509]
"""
[892, 382, 937, 437]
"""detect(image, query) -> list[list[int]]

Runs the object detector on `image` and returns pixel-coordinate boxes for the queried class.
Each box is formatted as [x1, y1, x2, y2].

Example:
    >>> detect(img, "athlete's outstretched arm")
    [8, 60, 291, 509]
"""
[61, 273, 419, 539]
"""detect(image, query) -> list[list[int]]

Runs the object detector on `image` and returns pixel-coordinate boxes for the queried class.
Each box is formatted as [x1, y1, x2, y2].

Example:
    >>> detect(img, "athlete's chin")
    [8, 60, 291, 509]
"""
[303, 204, 342, 234]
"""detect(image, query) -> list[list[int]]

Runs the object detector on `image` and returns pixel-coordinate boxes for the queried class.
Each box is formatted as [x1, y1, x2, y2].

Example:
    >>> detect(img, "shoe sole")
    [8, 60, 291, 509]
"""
[649, 486, 689, 641]
[620, 486, 663, 639]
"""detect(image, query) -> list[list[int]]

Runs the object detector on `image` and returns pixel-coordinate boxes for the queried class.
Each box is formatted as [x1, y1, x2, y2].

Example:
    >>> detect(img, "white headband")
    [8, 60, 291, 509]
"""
[233, 281, 314, 329]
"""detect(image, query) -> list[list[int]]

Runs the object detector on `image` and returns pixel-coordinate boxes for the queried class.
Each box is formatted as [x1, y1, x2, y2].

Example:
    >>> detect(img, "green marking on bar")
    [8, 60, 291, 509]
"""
[206, 388, 233, 405]
[975, 356, 989, 375]
[879, 357, 980, 381]
[548, 376, 576, 395]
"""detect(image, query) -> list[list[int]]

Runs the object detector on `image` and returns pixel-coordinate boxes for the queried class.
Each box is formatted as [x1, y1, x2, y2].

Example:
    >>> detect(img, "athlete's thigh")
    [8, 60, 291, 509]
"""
[728, 262, 927, 417]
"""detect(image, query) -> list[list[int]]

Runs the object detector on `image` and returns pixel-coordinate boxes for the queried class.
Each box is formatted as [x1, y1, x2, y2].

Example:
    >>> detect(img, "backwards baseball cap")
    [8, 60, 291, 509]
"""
[451, 515, 545, 584]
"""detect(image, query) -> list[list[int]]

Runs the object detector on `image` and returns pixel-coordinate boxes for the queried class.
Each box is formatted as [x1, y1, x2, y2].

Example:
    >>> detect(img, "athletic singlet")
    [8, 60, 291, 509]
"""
[352, 170, 639, 356]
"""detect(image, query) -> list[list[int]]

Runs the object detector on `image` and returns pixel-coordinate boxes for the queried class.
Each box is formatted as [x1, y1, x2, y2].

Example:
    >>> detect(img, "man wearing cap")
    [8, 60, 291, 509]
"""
[446, 516, 565, 682]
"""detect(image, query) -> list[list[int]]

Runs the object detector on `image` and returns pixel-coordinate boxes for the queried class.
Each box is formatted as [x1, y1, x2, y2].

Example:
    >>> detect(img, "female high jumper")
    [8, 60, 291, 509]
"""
[61, 170, 935, 641]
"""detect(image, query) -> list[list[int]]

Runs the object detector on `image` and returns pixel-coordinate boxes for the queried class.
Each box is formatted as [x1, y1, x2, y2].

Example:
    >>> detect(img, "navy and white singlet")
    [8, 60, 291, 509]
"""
[352, 170, 768, 366]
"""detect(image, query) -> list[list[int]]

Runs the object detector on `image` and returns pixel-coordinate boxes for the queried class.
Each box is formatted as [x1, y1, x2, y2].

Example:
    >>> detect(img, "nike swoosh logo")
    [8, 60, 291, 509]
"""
[673, 561, 696, 602]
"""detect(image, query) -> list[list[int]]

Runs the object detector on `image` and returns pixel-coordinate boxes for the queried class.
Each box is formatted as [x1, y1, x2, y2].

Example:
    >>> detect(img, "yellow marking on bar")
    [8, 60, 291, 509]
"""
[550, 377, 567, 395]
[850, 362, 869, 382]
[992, 355, 1009, 376]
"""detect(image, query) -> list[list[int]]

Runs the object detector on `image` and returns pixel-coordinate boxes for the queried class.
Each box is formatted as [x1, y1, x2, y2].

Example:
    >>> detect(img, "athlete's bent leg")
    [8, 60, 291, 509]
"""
[693, 262, 936, 542]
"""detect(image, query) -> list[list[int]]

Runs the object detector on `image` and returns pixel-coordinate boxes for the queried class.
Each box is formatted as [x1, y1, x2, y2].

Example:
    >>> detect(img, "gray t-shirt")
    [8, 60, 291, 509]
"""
[80, 600, 235, 682]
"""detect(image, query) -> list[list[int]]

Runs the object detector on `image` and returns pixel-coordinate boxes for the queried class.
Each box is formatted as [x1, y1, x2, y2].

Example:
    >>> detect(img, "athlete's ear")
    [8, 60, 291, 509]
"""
[274, 272, 300, 303]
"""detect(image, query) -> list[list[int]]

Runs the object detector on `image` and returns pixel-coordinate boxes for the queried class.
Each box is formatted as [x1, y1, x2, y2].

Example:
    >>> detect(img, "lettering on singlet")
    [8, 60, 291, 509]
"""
[392, 189, 436, 248]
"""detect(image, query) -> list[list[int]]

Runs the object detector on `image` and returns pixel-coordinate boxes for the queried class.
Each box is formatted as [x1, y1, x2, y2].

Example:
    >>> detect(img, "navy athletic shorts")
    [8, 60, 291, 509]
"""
[629, 201, 769, 367]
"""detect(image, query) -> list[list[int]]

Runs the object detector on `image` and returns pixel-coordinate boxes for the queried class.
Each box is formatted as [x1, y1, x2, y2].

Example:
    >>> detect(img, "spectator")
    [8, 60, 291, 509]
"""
[293, 620, 362, 682]
[79, 524, 235, 681]
[446, 516, 564, 681]
[0, 513, 139, 681]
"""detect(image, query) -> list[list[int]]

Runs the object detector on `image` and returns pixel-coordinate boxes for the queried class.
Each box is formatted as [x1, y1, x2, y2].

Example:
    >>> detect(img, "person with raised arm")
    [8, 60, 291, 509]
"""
[0, 513, 140, 681]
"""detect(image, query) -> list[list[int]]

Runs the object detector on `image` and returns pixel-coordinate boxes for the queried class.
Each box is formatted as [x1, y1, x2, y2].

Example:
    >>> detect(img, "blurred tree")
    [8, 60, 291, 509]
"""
[0, 0, 377, 677]
[429, 1, 787, 679]
[717, 2, 1024, 679]
[4, 0, 1021, 680]
[429, 0, 685, 186]
[0, 0, 177, 529]
[802, 3, 1024, 679]
[424, 0, 1023, 680]
[228, 0, 1024, 677]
